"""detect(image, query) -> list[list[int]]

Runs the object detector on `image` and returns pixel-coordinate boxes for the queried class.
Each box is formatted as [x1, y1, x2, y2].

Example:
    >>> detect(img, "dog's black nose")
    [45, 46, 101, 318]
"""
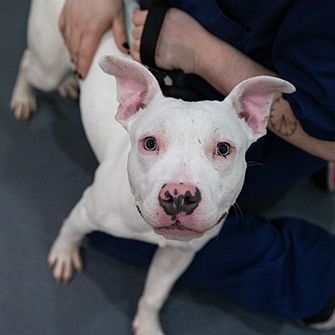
[158, 183, 201, 216]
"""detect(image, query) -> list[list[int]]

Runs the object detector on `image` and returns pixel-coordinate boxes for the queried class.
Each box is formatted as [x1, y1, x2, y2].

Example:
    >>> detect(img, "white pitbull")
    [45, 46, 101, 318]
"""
[11, 0, 295, 334]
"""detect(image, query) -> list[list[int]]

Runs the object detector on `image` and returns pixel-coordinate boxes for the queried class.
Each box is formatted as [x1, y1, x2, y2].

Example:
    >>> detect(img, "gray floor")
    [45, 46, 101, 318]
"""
[1, 1, 335, 334]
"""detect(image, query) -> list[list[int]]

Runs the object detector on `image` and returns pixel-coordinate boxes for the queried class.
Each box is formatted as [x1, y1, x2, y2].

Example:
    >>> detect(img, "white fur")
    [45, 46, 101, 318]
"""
[11, 1, 295, 334]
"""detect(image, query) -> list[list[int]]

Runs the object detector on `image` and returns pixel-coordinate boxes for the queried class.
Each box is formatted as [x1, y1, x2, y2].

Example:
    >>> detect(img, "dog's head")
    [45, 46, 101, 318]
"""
[100, 56, 295, 241]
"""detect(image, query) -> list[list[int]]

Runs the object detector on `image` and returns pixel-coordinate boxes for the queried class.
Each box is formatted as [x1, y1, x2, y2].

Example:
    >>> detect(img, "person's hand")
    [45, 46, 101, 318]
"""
[131, 8, 208, 74]
[60, 0, 129, 78]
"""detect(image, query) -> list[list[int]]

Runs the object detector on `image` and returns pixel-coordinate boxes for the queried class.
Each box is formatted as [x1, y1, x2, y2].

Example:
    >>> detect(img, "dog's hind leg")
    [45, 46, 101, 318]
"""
[58, 72, 79, 100]
[10, 49, 37, 121]
[11, 0, 73, 121]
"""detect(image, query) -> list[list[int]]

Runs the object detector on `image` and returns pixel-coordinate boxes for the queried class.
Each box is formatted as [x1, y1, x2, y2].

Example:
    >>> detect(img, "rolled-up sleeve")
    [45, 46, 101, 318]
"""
[273, 0, 335, 140]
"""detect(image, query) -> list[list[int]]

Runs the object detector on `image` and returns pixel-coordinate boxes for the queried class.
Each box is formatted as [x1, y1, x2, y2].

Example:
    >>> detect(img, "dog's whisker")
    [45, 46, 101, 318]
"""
[247, 161, 264, 167]
[232, 202, 245, 224]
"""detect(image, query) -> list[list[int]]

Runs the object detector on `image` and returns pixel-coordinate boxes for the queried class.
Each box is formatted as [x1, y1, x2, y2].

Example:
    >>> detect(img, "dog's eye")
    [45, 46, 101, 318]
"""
[215, 142, 230, 157]
[143, 137, 158, 151]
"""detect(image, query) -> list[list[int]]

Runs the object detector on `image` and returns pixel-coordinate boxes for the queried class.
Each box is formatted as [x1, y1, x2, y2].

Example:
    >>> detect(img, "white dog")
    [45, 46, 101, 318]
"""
[10, 0, 295, 334]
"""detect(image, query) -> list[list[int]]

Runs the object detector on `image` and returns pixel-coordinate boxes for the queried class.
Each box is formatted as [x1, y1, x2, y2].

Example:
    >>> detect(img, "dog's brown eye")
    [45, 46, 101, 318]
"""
[143, 137, 158, 151]
[215, 142, 230, 157]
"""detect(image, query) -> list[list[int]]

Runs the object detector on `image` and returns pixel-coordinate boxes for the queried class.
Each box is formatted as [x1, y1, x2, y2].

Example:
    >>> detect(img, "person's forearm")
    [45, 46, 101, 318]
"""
[268, 96, 335, 162]
[193, 33, 335, 162]
[194, 33, 275, 95]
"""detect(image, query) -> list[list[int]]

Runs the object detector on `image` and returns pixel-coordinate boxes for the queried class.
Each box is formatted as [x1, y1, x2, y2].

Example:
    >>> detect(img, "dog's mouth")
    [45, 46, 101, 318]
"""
[136, 204, 228, 241]
[153, 215, 227, 241]
[154, 221, 204, 241]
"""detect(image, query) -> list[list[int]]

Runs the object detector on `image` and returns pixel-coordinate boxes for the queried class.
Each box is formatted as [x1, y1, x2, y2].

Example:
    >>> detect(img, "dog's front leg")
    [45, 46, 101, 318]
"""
[48, 187, 96, 283]
[133, 246, 195, 335]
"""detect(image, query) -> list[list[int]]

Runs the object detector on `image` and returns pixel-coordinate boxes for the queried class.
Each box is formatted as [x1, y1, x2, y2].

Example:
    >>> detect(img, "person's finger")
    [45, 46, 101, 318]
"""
[132, 26, 143, 41]
[130, 38, 141, 63]
[132, 40, 141, 51]
[69, 28, 81, 65]
[112, 15, 129, 53]
[59, 8, 66, 36]
[132, 39, 140, 53]
[130, 49, 141, 63]
[64, 22, 71, 49]
[132, 8, 148, 27]
[76, 32, 101, 78]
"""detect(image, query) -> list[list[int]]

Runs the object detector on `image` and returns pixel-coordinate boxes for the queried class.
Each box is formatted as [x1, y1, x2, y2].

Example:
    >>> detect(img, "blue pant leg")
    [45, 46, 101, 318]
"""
[89, 212, 335, 319]
[182, 212, 335, 319]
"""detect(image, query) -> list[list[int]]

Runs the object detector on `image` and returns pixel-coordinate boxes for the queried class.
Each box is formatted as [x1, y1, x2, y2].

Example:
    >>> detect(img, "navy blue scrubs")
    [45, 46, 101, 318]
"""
[90, 0, 335, 319]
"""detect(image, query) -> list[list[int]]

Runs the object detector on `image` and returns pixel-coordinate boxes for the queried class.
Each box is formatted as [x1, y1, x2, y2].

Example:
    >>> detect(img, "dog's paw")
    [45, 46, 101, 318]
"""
[48, 243, 83, 283]
[10, 90, 37, 121]
[58, 73, 79, 99]
[132, 313, 165, 335]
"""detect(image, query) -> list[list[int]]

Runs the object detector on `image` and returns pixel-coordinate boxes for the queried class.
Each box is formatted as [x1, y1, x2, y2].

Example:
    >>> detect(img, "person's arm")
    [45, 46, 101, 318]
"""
[60, 0, 129, 78]
[194, 32, 335, 162]
[131, 8, 335, 162]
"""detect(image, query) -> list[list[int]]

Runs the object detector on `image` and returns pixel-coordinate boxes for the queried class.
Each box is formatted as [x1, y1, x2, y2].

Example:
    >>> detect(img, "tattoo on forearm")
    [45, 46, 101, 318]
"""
[269, 97, 298, 136]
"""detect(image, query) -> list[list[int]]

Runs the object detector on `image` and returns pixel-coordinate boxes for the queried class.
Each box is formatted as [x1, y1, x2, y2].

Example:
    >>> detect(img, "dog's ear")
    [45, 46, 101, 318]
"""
[99, 56, 162, 126]
[226, 76, 295, 140]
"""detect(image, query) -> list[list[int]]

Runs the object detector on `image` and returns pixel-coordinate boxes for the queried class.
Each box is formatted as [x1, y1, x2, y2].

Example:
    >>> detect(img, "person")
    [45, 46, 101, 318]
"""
[59, 0, 335, 329]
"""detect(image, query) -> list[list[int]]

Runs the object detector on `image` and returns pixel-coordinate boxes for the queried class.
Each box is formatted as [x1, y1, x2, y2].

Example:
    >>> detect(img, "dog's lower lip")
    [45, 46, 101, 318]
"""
[216, 212, 228, 225]
[154, 225, 203, 240]
[156, 221, 199, 233]
[154, 214, 227, 235]
[156, 225, 196, 232]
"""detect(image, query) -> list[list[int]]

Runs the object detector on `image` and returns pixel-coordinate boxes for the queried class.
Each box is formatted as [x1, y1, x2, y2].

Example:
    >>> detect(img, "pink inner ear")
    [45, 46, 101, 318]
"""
[115, 69, 155, 122]
[117, 88, 147, 121]
[239, 93, 271, 133]
[228, 76, 295, 137]
[99, 56, 161, 123]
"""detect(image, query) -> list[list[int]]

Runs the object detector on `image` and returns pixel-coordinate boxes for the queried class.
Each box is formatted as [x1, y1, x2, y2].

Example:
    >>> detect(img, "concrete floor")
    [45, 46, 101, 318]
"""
[1, 1, 334, 334]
